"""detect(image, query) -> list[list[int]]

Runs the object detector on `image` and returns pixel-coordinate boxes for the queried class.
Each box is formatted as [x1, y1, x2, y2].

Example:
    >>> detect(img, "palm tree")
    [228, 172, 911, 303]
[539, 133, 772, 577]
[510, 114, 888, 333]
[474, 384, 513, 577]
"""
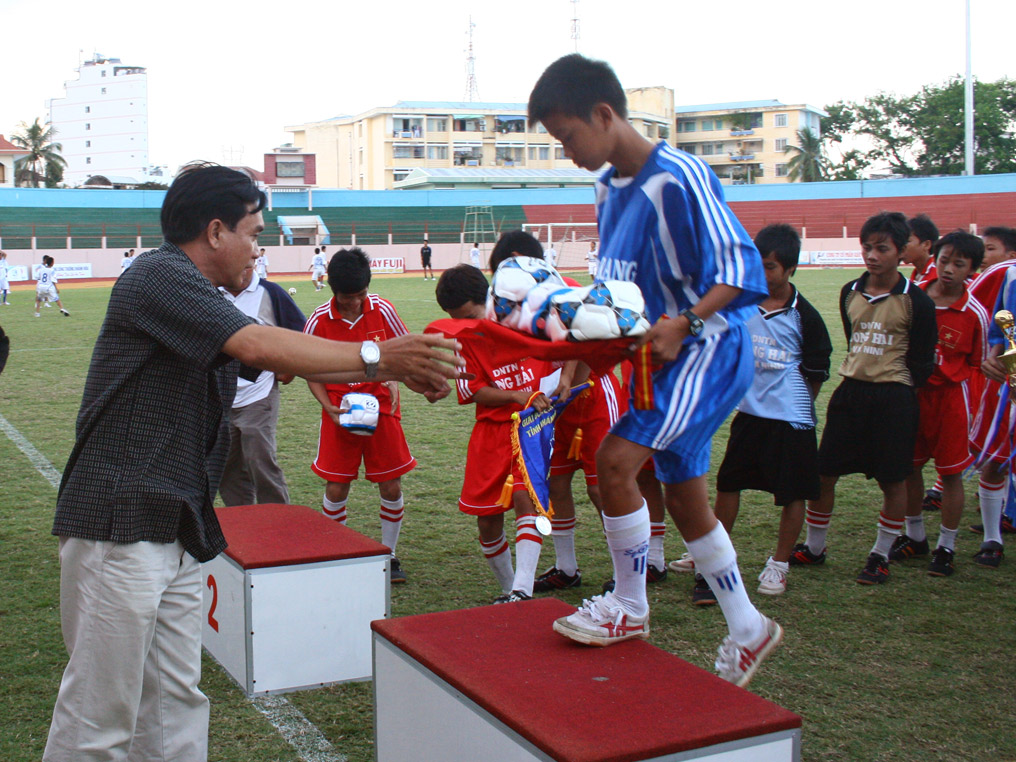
[11, 118, 66, 188]
[783, 127, 828, 182]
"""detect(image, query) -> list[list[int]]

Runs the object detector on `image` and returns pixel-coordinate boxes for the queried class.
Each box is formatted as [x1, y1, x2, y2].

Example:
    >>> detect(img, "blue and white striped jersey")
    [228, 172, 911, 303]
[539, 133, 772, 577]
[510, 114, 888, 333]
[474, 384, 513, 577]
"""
[594, 143, 766, 338]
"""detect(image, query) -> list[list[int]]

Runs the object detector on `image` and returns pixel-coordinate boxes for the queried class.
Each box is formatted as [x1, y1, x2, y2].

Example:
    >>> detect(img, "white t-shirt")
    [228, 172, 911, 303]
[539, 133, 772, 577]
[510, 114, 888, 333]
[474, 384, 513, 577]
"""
[470, 247, 481, 267]
[546, 247, 558, 266]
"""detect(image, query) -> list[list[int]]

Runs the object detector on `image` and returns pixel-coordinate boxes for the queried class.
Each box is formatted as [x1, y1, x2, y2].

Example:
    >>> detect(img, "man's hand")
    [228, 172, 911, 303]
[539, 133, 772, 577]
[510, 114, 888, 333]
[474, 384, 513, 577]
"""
[525, 392, 552, 412]
[636, 317, 689, 365]
[982, 354, 1009, 384]
[378, 334, 466, 392]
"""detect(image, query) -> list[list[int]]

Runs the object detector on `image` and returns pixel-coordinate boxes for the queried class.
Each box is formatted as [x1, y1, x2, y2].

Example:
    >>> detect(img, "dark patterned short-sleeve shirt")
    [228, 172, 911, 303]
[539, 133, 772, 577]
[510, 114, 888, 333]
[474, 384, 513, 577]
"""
[53, 242, 254, 561]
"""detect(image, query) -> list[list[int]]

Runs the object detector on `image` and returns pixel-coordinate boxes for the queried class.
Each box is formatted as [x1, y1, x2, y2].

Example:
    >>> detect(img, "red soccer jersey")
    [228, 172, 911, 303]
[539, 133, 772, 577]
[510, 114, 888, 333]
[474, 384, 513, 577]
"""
[968, 260, 1015, 315]
[303, 293, 408, 415]
[919, 281, 989, 386]
[911, 259, 937, 286]
[455, 338, 552, 423]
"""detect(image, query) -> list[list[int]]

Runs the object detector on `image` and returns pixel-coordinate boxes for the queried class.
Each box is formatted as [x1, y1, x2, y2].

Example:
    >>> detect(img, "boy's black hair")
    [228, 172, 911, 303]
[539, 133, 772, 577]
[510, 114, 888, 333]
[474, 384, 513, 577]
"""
[528, 53, 628, 124]
[436, 264, 489, 312]
[314, 247, 320, 254]
[161, 163, 266, 245]
[933, 230, 985, 271]
[860, 212, 910, 253]
[43, 255, 54, 267]
[489, 230, 544, 273]
[753, 224, 801, 271]
[327, 248, 372, 294]
[983, 226, 1016, 253]
[907, 214, 939, 244]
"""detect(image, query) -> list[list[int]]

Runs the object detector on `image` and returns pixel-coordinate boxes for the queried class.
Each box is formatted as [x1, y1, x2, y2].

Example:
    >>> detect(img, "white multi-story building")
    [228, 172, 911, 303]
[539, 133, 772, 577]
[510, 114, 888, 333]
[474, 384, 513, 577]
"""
[48, 54, 149, 186]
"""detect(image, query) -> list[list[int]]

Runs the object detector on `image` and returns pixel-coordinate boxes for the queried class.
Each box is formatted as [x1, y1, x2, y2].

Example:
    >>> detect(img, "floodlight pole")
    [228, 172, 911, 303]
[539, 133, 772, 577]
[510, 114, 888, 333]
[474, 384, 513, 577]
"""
[964, 0, 974, 176]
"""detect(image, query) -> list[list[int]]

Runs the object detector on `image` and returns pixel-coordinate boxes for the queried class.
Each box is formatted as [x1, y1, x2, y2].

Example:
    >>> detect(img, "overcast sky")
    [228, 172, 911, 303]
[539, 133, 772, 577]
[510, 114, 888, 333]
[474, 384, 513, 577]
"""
[1, 0, 1013, 173]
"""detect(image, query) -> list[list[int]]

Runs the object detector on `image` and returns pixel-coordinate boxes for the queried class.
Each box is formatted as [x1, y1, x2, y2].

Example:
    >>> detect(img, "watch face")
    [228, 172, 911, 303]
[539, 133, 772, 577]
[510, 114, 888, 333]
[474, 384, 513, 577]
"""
[362, 343, 381, 363]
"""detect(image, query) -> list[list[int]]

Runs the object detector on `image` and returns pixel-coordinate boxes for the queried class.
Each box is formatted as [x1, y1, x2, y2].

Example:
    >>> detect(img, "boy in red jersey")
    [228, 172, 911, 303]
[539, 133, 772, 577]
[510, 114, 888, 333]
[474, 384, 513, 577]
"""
[436, 264, 555, 602]
[892, 233, 988, 576]
[304, 248, 415, 582]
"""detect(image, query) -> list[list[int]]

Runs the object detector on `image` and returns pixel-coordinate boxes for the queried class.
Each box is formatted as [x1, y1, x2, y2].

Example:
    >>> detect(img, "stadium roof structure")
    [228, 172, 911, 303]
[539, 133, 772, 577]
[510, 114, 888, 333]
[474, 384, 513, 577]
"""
[393, 167, 599, 191]
[674, 99, 827, 116]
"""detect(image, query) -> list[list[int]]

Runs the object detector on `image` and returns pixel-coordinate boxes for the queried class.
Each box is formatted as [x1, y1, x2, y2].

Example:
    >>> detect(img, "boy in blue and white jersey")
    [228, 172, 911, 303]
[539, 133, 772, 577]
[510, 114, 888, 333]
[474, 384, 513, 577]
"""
[0, 250, 10, 305]
[712, 224, 831, 596]
[309, 247, 327, 291]
[529, 54, 779, 687]
[34, 255, 70, 317]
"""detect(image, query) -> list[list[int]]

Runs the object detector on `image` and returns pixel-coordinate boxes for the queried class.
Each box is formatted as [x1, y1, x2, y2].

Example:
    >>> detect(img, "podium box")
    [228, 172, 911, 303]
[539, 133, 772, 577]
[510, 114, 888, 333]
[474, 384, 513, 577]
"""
[372, 598, 801, 762]
[201, 504, 390, 695]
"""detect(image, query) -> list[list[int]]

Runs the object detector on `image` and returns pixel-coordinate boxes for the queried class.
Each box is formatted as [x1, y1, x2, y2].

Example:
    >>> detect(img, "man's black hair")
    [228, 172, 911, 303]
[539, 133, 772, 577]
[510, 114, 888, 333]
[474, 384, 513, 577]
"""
[436, 264, 489, 312]
[860, 212, 910, 253]
[489, 230, 545, 273]
[933, 230, 985, 271]
[327, 248, 372, 294]
[907, 214, 939, 244]
[161, 163, 266, 245]
[983, 226, 1016, 253]
[753, 224, 801, 271]
[529, 53, 628, 124]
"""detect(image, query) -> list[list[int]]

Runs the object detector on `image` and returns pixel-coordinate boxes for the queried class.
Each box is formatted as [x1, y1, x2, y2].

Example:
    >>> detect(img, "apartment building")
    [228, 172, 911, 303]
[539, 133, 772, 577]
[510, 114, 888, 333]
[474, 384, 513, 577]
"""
[286, 88, 673, 190]
[47, 54, 149, 186]
[673, 100, 826, 184]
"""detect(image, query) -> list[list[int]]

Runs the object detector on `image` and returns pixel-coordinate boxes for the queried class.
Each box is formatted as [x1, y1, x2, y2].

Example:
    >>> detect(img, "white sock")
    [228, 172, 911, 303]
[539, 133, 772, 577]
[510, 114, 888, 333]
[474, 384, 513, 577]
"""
[649, 521, 666, 569]
[512, 516, 544, 596]
[379, 495, 404, 554]
[550, 517, 578, 576]
[602, 503, 650, 617]
[322, 495, 347, 524]
[936, 525, 959, 552]
[480, 534, 514, 594]
[979, 479, 1005, 545]
[872, 512, 904, 558]
[686, 523, 764, 646]
[804, 508, 831, 554]
[905, 515, 926, 543]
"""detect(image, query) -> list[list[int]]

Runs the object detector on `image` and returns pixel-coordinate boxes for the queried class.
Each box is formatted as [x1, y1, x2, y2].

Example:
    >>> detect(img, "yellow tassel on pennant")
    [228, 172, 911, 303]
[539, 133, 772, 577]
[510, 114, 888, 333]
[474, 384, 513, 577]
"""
[498, 474, 515, 509]
[568, 428, 584, 460]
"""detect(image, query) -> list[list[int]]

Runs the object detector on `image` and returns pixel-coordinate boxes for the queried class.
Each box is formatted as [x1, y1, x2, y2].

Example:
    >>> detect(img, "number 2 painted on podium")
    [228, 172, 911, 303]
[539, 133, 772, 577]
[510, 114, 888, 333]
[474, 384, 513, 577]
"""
[206, 574, 219, 632]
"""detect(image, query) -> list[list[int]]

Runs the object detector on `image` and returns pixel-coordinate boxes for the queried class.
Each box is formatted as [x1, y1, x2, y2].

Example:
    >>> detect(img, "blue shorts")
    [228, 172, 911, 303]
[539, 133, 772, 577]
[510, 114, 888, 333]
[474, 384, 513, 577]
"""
[611, 323, 753, 484]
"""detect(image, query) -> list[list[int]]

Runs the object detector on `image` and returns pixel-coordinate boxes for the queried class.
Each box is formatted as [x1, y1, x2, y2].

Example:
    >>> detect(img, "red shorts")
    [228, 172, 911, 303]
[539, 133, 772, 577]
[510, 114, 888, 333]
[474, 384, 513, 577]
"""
[969, 377, 1013, 465]
[312, 413, 416, 483]
[913, 383, 972, 475]
[459, 419, 527, 516]
[550, 375, 622, 484]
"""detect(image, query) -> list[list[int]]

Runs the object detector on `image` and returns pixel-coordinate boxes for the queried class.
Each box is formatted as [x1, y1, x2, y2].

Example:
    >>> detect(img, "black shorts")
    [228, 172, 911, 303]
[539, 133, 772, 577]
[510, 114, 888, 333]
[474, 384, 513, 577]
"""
[422, 255, 432, 267]
[818, 378, 918, 483]
[716, 412, 820, 506]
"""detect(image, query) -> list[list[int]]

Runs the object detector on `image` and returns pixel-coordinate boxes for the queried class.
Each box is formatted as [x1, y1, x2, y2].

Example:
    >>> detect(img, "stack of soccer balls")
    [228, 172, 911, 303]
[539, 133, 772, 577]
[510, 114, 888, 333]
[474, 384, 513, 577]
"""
[486, 256, 650, 341]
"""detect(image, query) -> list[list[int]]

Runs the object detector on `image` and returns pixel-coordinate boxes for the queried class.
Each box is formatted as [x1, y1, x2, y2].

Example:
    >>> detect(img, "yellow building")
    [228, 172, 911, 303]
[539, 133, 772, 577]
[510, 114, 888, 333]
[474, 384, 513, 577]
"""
[673, 100, 826, 184]
[286, 88, 674, 190]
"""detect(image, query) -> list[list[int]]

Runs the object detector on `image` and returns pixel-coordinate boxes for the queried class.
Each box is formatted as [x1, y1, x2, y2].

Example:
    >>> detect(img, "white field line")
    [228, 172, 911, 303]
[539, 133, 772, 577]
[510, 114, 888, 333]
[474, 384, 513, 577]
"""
[0, 412, 344, 762]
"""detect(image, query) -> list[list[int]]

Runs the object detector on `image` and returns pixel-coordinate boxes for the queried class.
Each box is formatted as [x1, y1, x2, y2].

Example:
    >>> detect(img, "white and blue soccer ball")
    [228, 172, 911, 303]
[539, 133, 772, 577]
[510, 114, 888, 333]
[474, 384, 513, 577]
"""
[486, 256, 566, 332]
[545, 281, 651, 341]
[288, 287, 297, 296]
[339, 393, 379, 436]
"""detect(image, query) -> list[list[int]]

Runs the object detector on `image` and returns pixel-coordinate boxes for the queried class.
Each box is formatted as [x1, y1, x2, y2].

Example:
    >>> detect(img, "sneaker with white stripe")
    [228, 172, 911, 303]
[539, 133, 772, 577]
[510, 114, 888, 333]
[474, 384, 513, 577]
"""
[667, 551, 696, 573]
[552, 592, 649, 646]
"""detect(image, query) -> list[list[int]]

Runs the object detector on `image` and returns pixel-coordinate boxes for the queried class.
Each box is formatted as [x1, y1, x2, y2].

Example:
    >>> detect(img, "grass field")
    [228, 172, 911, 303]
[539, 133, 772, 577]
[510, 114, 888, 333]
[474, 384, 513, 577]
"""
[1, 267, 1014, 762]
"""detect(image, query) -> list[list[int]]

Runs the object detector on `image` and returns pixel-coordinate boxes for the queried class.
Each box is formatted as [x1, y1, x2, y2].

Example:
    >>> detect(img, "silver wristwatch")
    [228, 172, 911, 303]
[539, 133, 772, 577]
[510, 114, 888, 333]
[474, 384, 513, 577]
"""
[360, 340, 381, 379]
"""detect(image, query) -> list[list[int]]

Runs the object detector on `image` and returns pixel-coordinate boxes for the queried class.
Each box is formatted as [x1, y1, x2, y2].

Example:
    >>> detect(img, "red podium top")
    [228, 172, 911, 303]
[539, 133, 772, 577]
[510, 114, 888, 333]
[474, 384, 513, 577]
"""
[216, 504, 389, 569]
[373, 598, 801, 762]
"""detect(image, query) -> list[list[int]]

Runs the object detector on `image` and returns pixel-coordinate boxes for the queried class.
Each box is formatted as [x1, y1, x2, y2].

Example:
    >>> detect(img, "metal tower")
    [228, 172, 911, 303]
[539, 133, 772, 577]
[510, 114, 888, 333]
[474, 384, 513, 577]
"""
[464, 17, 481, 102]
[570, 0, 581, 52]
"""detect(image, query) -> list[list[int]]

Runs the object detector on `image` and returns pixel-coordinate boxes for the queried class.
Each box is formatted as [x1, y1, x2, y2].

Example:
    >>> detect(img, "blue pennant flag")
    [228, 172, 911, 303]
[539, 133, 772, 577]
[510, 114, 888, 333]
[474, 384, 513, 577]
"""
[511, 382, 592, 518]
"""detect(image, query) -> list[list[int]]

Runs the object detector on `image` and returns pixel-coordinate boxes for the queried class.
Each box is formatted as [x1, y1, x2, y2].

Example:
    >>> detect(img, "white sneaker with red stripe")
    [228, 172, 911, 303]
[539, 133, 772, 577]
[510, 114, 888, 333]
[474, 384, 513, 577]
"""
[715, 615, 783, 687]
[552, 592, 649, 646]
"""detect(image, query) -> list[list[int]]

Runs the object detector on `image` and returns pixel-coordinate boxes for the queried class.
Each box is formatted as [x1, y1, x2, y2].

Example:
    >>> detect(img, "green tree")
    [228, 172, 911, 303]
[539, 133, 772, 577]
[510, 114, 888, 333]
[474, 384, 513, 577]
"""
[783, 127, 828, 182]
[823, 77, 1016, 176]
[44, 157, 64, 188]
[11, 118, 67, 188]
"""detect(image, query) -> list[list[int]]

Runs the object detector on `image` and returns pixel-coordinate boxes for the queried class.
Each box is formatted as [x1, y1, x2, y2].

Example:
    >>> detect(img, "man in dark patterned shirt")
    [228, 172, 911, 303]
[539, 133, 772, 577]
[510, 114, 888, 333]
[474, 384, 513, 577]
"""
[43, 164, 463, 762]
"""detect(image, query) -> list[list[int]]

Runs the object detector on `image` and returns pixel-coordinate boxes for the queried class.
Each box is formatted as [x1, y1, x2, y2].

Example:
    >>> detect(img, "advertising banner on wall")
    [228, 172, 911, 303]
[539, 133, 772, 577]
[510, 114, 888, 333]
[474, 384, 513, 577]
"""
[31, 263, 94, 280]
[370, 257, 405, 274]
[808, 251, 864, 266]
[5, 265, 30, 282]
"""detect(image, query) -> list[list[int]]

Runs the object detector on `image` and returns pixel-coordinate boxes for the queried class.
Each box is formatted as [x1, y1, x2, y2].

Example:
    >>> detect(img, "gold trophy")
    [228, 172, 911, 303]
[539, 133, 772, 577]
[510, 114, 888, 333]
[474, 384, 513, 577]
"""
[994, 310, 1016, 388]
